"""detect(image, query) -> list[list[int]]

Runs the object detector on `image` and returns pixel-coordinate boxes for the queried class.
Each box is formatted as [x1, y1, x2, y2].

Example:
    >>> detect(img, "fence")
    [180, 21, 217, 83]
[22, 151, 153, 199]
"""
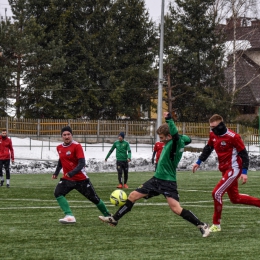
[12, 136, 156, 152]
[0, 117, 155, 137]
[10, 137, 260, 160]
[0, 117, 259, 145]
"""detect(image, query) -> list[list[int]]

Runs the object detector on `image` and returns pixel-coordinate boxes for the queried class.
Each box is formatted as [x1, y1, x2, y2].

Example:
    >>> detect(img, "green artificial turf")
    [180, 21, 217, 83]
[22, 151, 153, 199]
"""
[1, 171, 260, 260]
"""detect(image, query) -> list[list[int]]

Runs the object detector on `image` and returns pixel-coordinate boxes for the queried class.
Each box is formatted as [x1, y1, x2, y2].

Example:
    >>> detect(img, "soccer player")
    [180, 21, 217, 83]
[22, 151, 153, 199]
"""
[52, 126, 111, 224]
[151, 140, 164, 171]
[99, 112, 210, 238]
[192, 114, 260, 232]
[105, 132, 131, 189]
[0, 129, 14, 188]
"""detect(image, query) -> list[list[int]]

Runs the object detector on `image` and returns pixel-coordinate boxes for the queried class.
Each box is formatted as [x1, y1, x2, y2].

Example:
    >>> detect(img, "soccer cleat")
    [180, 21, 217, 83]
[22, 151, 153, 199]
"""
[59, 215, 76, 224]
[198, 223, 210, 237]
[0, 180, 4, 186]
[117, 184, 123, 189]
[6, 184, 10, 188]
[209, 224, 221, 232]
[99, 215, 118, 227]
[123, 184, 129, 189]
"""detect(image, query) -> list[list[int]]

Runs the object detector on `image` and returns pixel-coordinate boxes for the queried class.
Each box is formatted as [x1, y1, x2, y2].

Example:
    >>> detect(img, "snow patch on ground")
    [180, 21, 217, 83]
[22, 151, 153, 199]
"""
[7, 137, 260, 174]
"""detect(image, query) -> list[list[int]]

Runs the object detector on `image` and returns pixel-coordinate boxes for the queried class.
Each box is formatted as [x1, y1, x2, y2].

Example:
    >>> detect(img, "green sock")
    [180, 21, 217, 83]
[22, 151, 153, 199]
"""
[56, 196, 73, 216]
[96, 199, 110, 216]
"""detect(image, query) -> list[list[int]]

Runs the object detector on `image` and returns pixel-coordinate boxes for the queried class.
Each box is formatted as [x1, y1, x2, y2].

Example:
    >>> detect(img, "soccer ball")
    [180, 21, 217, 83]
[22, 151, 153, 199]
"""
[110, 189, 127, 207]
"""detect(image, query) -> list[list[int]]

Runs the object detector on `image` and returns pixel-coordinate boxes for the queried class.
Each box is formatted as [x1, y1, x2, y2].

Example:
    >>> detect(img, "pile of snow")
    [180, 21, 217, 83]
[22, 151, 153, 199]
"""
[8, 137, 260, 174]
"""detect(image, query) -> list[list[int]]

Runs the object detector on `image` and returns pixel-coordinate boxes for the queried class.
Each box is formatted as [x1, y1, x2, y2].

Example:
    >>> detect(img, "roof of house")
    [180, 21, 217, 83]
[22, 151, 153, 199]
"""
[223, 17, 260, 106]
[224, 18, 260, 50]
[225, 52, 260, 106]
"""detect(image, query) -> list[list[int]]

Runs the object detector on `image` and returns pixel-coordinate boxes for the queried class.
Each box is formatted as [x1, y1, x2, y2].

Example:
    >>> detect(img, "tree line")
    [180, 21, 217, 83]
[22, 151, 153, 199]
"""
[0, 0, 257, 122]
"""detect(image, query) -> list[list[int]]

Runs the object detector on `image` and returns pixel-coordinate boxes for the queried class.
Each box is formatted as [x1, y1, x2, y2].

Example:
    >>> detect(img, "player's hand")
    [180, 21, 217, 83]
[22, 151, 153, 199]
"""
[52, 174, 57, 179]
[240, 174, 247, 185]
[105, 159, 107, 162]
[192, 163, 200, 173]
[163, 112, 169, 117]
[127, 159, 131, 162]
[12, 160, 14, 165]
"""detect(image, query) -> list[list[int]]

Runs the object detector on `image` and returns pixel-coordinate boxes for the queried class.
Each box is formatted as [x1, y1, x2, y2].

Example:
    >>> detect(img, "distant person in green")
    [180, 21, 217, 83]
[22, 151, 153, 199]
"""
[105, 132, 131, 189]
[99, 112, 210, 238]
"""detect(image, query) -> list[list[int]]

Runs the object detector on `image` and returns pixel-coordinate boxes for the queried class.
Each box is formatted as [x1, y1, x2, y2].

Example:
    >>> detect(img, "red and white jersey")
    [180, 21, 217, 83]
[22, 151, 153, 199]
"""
[208, 129, 245, 172]
[153, 141, 165, 163]
[0, 136, 14, 160]
[56, 140, 88, 181]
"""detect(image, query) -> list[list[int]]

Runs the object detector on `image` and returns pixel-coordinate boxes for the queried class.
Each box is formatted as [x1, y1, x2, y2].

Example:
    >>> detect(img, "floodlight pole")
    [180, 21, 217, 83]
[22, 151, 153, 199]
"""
[156, 0, 165, 141]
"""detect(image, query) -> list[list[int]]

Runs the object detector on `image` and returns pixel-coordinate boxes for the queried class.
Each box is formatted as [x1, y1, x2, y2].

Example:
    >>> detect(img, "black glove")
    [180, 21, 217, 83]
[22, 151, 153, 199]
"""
[165, 112, 172, 120]
[151, 158, 154, 164]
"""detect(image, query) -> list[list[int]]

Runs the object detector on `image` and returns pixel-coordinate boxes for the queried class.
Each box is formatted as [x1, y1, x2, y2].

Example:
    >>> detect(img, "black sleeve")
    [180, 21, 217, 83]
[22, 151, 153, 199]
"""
[152, 151, 156, 159]
[54, 159, 62, 176]
[199, 144, 214, 162]
[237, 148, 249, 170]
[171, 132, 179, 141]
[67, 158, 86, 177]
[184, 137, 192, 146]
[165, 112, 172, 120]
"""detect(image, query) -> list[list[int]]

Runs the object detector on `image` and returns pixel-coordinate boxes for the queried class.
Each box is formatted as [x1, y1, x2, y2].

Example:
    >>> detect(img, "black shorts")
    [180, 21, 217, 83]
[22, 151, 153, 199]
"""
[135, 177, 179, 201]
[54, 178, 100, 204]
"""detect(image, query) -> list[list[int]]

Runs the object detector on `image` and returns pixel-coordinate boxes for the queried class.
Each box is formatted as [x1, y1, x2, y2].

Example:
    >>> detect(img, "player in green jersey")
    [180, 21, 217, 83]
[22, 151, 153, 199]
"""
[105, 132, 131, 189]
[99, 112, 210, 237]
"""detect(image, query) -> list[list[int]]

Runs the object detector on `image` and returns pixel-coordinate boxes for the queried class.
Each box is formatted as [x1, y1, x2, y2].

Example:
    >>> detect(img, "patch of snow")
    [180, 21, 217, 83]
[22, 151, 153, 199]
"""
[6, 137, 260, 174]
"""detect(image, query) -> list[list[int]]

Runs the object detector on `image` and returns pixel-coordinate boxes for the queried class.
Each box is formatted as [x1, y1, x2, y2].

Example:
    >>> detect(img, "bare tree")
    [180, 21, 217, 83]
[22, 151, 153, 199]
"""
[212, 0, 260, 117]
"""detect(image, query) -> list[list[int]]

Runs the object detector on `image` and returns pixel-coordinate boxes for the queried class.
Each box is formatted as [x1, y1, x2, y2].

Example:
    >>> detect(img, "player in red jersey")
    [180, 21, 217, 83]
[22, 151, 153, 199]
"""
[52, 126, 111, 224]
[151, 141, 164, 171]
[0, 129, 14, 188]
[193, 114, 260, 232]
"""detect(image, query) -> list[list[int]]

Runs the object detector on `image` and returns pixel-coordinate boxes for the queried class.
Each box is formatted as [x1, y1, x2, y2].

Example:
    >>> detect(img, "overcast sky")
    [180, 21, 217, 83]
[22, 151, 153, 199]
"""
[0, 0, 11, 17]
[144, 0, 172, 23]
[0, 0, 171, 23]
[2, 0, 260, 22]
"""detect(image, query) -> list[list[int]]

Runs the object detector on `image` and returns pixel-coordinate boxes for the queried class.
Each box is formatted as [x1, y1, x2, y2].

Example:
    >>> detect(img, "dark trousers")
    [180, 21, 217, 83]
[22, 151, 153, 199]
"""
[116, 161, 129, 184]
[0, 159, 11, 179]
[54, 178, 100, 204]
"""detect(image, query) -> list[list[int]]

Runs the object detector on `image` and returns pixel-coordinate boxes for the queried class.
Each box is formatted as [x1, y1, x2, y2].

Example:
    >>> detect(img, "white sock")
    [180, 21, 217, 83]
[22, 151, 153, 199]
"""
[6, 179, 10, 185]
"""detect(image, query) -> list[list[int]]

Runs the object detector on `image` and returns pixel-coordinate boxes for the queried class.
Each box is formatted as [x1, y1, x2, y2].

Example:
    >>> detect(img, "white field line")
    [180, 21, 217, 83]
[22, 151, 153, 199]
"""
[0, 198, 217, 203]
[0, 198, 258, 210]
[0, 205, 257, 210]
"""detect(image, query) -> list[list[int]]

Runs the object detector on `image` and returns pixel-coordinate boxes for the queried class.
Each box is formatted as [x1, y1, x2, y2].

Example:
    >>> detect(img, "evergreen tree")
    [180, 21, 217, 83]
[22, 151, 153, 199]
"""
[19, 0, 92, 118]
[4, 0, 157, 119]
[0, 0, 46, 118]
[0, 20, 11, 117]
[164, 0, 230, 121]
[81, 0, 116, 119]
[100, 0, 157, 119]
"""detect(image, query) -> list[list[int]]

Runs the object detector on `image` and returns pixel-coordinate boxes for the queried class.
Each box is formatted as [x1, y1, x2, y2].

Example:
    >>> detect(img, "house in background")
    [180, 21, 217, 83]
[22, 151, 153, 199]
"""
[223, 17, 260, 122]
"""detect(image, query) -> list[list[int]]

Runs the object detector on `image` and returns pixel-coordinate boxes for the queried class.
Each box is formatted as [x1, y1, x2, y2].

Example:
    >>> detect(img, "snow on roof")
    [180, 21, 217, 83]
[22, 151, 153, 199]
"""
[224, 40, 252, 60]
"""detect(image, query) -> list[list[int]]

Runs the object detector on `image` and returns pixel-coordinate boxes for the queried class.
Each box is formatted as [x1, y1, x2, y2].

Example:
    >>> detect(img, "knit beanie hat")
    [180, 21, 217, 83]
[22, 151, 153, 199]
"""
[61, 126, 73, 136]
[118, 132, 125, 139]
